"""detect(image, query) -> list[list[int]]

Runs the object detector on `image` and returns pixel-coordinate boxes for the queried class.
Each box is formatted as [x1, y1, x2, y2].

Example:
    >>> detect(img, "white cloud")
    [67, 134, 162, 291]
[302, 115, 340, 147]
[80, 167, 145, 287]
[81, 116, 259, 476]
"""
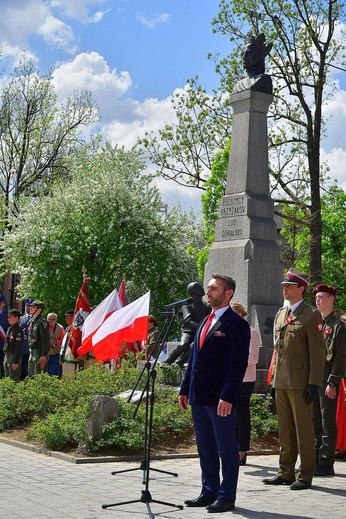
[0, 44, 38, 67]
[83, 10, 109, 24]
[136, 12, 170, 29]
[321, 148, 346, 190]
[101, 95, 176, 147]
[52, 52, 132, 118]
[37, 14, 76, 53]
[50, 0, 108, 21]
[0, 1, 48, 46]
[0, 0, 76, 54]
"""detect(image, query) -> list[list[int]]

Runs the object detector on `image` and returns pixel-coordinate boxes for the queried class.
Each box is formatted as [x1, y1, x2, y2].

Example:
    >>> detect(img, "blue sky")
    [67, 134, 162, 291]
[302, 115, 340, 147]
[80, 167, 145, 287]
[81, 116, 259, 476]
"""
[1, 0, 346, 212]
[23, 1, 228, 100]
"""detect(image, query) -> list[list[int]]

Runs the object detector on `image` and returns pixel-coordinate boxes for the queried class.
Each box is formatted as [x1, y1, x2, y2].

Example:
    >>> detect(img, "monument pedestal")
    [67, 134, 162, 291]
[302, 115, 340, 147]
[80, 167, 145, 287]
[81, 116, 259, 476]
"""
[204, 89, 283, 387]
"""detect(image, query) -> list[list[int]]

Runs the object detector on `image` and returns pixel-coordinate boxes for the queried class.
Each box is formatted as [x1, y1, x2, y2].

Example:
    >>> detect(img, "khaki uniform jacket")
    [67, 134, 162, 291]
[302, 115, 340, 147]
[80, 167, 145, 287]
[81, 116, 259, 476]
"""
[273, 301, 325, 389]
[323, 312, 346, 387]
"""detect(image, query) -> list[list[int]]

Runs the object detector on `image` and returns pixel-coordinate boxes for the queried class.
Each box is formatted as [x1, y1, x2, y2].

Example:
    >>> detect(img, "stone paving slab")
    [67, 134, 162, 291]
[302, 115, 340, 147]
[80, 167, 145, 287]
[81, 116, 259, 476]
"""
[0, 443, 345, 518]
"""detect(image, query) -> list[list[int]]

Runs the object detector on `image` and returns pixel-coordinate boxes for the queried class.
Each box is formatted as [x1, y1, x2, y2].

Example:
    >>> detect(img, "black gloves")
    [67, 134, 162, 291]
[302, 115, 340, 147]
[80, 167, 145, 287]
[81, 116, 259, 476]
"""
[270, 386, 275, 399]
[303, 384, 319, 404]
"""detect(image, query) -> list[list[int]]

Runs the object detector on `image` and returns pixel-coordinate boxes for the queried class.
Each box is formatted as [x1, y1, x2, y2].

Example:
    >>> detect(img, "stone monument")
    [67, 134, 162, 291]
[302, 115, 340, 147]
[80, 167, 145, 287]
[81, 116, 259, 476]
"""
[204, 33, 283, 390]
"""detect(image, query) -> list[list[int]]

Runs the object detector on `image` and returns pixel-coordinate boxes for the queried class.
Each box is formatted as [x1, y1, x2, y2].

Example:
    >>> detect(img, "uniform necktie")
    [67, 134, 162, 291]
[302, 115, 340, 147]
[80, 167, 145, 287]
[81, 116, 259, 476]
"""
[199, 312, 215, 348]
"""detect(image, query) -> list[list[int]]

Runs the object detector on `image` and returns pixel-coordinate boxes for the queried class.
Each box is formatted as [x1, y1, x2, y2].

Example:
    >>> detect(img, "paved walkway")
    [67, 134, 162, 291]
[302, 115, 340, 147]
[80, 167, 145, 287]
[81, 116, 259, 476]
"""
[0, 443, 345, 518]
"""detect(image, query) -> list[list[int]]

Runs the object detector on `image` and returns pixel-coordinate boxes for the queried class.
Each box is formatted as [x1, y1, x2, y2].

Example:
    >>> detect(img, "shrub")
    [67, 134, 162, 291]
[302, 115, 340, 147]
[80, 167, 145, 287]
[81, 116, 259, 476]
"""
[0, 364, 278, 453]
[250, 393, 278, 441]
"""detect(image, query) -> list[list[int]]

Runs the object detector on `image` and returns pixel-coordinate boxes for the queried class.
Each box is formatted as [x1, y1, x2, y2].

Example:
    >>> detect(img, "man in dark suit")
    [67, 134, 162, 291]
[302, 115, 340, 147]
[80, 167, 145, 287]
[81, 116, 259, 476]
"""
[263, 269, 325, 490]
[179, 274, 250, 513]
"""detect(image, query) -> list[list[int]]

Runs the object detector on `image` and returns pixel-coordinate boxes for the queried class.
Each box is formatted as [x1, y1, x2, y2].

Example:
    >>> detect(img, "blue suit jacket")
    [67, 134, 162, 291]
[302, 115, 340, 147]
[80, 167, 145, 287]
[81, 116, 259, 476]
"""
[180, 307, 250, 406]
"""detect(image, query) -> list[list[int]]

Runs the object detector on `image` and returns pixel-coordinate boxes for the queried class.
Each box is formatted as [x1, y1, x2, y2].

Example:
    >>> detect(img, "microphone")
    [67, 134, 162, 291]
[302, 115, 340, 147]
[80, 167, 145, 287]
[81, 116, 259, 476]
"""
[166, 297, 193, 309]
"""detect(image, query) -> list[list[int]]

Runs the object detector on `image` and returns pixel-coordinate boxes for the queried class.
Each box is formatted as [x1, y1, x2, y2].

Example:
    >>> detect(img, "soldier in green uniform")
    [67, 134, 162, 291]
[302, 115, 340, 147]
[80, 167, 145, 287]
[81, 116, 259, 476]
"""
[3, 309, 23, 382]
[312, 284, 346, 476]
[28, 300, 50, 377]
[263, 269, 325, 490]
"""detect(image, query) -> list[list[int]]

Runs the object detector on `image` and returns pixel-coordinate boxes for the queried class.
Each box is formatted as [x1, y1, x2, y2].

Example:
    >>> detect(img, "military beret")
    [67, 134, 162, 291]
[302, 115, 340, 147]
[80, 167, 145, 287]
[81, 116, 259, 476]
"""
[65, 309, 74, 316]
[312, 284, 337, 297]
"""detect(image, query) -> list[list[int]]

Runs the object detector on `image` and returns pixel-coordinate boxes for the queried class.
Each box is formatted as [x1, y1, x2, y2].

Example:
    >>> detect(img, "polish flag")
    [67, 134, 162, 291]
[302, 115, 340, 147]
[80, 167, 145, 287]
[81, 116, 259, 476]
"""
[69, 277, 91, 358]
[77, 288, 123, 356]
[0, 325, 6, 341]
[91, 291, 150, 362]
[118, 279, 127, 306]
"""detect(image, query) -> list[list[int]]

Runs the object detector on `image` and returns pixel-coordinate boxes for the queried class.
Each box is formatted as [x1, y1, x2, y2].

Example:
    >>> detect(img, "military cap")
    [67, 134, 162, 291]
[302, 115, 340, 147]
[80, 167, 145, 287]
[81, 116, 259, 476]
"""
[312, 284, 337, 298]
[8, 308, 22, 318]
[65, 309, 74, 316]
[29, 300, 45, 309]
[25, 298, 33, 305]
[0, 294, 6, 302]
[281, 268, 309, 288]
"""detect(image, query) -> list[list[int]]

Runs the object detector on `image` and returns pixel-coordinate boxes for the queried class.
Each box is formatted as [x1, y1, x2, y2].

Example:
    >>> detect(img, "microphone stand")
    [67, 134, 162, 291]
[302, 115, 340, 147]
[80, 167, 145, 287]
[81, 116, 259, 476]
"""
[102, 310, 184, 517]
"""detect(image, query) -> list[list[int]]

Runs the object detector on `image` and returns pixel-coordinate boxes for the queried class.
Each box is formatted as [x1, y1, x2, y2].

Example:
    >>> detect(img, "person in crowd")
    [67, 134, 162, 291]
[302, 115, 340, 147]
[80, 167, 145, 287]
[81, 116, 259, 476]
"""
[230, 302, 261, 465]
[166, 281, 210, 366]
[28, 300, 50, 377]
[143, 315, 160, 359]
[312, 284, 346, 475]
[19, 298, 33, 380]
[263, 269, 325, 490]
[3, 309, 23, 382]
[47, 312, 65, 376]
[60, 309, 80, 377]
[179, 274, 250, 513]
[0, 294, 8, 379]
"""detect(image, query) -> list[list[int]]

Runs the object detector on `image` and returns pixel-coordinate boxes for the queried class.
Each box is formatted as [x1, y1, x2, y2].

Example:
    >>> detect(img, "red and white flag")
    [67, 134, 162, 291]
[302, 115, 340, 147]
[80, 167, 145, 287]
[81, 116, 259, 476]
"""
[118, 279, 127, 306]
[90, 291, 150, 362]
[0, 325, 6, 341]
[69, 277, 91, 358]
[78, 288, 123, 356]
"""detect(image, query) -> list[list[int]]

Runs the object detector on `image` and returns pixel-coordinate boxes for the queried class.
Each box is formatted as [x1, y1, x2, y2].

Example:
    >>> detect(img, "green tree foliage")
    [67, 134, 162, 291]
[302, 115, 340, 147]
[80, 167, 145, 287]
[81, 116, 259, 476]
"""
[142, 1, 345, 285]
[1, 143, 205, 317]
[280, 185, 346, 308]
[0, 58, 98, 228]
[201, 140, 230, 245]
[140, 77, 232, 190]
[211, 0, 346, 284]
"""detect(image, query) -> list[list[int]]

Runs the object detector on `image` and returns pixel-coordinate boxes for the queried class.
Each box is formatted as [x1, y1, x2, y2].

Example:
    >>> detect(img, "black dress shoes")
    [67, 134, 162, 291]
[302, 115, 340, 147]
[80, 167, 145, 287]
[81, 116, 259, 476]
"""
[184, 495, 216, 507]
[290, 480, 311, 490]
[206, 500, 235, 513]
[262, 475, 294, 485]
[315, 466, 335, 476]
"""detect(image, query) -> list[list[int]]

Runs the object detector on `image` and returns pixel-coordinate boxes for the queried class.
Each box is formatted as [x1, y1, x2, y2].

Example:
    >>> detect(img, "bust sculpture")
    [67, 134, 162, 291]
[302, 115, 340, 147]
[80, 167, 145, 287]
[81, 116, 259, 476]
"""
[233, 32, 273, 94]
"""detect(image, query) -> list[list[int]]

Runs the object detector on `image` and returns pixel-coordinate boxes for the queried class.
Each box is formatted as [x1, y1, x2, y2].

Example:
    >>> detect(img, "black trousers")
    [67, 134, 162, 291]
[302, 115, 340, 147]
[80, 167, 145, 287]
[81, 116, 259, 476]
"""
[0, 350, 4, 379]
[313, 369, 339, 468]
[237, 381, 255, 452]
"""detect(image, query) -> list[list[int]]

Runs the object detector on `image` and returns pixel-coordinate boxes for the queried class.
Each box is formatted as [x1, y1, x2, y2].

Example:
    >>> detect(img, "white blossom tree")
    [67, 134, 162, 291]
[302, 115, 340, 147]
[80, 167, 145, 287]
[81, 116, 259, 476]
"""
[1, 143, 205, 317]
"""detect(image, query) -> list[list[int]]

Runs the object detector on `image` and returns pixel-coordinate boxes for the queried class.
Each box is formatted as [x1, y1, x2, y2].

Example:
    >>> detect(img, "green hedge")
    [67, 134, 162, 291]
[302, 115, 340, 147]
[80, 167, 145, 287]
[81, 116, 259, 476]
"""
[0, 360, 277, 452]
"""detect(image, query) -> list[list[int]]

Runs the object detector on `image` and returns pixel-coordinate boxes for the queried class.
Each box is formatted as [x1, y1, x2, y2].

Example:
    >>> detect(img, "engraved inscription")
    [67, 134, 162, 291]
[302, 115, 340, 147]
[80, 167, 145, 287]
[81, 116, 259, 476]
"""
[220, 195, 246, 217]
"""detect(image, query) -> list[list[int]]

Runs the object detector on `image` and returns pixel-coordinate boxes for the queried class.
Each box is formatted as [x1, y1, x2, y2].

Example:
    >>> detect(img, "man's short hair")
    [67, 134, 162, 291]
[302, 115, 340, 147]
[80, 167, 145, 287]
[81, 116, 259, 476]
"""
[8, 309, 21, 318]
[212, 273, 236, 292]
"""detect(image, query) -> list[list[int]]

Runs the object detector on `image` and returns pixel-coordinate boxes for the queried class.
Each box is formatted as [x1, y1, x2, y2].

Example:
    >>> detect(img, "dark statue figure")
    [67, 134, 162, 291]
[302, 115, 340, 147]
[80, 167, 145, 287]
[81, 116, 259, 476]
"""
[165, 282, 210, 367]
[233, 32, 273, 95]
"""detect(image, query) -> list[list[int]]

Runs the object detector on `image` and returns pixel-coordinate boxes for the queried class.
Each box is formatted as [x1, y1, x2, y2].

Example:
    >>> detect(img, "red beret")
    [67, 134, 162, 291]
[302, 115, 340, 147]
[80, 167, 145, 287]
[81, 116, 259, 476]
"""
[312, 284, 337, 297]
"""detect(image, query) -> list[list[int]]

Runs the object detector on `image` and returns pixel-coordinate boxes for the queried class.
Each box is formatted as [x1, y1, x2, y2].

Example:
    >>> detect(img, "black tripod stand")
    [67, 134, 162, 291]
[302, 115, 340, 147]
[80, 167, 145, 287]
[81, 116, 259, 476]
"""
[102, 311, 184, 517]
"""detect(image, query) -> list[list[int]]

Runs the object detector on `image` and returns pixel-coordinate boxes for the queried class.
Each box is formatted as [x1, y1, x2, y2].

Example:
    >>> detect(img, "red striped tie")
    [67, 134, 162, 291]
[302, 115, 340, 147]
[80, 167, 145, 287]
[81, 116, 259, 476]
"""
[199, 312, 215, 348]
